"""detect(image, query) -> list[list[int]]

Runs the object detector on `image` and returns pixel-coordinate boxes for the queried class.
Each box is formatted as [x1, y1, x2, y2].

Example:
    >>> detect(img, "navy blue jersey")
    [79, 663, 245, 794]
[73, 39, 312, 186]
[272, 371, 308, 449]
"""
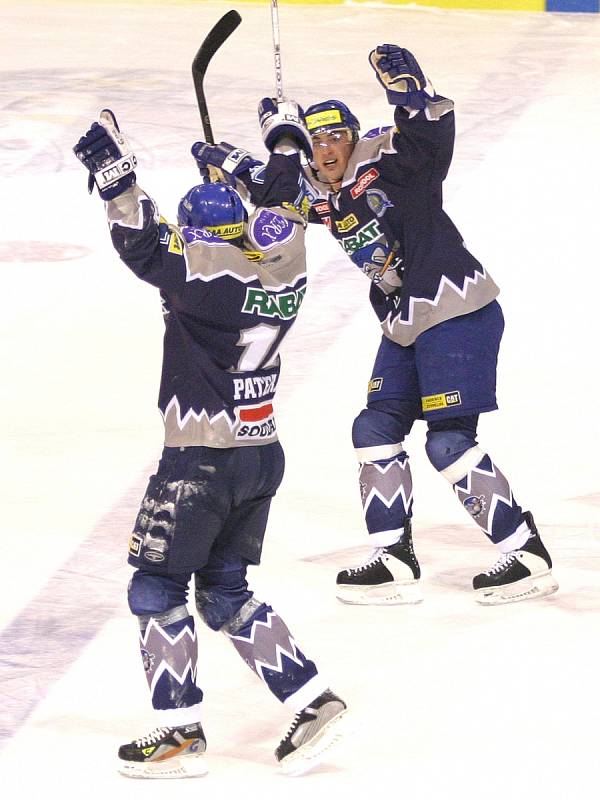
[106, 154, 307, 448]
[304, 97, 499, 345]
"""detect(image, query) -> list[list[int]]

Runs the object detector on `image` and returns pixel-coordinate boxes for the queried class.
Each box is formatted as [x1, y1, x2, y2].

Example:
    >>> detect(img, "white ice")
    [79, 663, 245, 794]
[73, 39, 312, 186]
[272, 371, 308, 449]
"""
[1, 1, 599, 797]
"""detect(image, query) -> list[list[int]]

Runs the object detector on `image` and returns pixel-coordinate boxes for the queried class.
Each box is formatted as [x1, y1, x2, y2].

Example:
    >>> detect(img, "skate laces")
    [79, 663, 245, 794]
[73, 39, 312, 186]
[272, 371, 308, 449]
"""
[134, 727, 171, 747]
[348, 547, 386, 574]
[485, 552, 517, 576]
[281, 711, 304, 742]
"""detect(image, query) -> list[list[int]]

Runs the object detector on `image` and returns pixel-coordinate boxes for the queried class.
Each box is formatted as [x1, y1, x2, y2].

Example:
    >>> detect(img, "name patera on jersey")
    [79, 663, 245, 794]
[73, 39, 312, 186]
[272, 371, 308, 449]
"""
[233, 373, 278, 401]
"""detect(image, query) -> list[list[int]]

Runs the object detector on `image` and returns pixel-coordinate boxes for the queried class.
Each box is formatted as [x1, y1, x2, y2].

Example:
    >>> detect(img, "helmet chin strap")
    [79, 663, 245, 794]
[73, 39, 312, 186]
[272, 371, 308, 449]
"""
[308, 162, 341, 190]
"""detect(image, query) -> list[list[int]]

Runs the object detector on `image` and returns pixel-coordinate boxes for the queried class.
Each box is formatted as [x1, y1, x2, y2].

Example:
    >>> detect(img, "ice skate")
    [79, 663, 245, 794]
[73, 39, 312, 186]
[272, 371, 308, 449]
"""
[117, 722, 207, 778]
[276, 689, 347, 776]
[473, 512, 558, 605]
[336, 520, 422, 605]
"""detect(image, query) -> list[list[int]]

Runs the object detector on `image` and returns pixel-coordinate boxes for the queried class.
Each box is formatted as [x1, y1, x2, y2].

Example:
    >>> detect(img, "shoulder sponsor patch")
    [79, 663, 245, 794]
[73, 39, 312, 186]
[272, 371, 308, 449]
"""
[421, 391, 462, 412]
[168, 230, 184, 255]
[351, 168, 380, 199]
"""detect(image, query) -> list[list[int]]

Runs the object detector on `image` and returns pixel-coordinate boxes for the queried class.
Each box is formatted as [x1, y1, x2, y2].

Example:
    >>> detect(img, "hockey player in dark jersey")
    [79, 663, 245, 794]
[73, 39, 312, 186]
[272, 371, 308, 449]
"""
[196, 46, 558, 608]
[302, 46, 558, 607]
[73, 105, 346, 778]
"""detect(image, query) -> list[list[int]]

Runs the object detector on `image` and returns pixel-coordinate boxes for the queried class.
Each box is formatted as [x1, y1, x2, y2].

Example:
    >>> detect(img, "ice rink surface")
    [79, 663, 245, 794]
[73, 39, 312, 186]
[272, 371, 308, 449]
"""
[1, 0, 599, 796]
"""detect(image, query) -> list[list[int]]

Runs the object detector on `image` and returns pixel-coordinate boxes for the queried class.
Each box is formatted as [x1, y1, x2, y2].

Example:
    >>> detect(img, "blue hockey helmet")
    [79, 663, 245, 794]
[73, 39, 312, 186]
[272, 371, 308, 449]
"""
[177, 182, 246, 242]
[304, 100, 360, 143]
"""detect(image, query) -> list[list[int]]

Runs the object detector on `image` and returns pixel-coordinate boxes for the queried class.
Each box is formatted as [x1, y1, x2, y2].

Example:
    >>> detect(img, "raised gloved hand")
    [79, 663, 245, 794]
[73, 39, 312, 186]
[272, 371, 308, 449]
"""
[369, 45, 428, 110]
[191, 141, 262, 183]
[73, 109, 137, 200]
[258, 98, 312, 160]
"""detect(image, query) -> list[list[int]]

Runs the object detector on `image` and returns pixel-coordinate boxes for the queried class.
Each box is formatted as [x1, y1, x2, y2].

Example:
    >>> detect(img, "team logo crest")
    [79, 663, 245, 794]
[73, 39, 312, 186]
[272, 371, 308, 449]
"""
[463, 495, 486, 517]
[250, 209, 295, 251]
[366, 189, 393, 218]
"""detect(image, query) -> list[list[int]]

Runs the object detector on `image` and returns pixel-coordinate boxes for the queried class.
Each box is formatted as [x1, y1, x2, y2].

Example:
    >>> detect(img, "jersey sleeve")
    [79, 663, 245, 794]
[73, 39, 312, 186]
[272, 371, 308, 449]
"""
[390, 95, 456, 181]
[240, 151, 311, 221]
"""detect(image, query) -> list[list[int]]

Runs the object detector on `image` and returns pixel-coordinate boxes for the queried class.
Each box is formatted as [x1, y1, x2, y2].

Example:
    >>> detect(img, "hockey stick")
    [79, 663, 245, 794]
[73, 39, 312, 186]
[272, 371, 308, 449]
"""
[270, 0, 285, 102]
[192, 9, 242, 145]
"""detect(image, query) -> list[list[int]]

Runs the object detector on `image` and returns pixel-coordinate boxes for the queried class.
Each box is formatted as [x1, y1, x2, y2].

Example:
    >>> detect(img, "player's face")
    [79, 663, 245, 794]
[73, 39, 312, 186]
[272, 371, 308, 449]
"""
[311, 129, 355, 189]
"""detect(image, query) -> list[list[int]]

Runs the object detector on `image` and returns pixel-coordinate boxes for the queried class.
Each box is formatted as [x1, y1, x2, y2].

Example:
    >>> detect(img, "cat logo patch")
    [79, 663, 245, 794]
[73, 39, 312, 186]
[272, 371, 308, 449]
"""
[421, 391, 462, 412]
[368, 377, 383, 393]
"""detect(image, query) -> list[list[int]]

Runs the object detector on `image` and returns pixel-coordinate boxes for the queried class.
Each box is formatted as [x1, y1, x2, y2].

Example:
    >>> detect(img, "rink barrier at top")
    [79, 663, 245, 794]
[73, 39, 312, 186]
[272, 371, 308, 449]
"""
[234, 0, 599, 13]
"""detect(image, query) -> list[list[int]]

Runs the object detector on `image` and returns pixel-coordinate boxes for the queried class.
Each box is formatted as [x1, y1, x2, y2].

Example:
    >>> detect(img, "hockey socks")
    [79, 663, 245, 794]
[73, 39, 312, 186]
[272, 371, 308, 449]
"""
[358, 452, 413, 546]
[138, 608, 203, 715]
[442, 450, 524, 546]
[225, 600, 326, 709]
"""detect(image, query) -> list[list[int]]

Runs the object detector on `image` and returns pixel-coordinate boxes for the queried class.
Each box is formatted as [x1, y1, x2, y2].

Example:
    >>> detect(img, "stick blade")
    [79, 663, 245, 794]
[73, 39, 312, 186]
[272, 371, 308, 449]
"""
[192, 10, 242, 75]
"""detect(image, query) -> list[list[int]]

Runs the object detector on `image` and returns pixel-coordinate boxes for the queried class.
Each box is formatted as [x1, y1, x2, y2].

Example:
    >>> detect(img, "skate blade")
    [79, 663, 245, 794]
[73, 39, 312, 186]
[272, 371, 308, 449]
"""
[278, 709, 349, 777]
[336, 580, 423, 606]
[475, 571, 559, 606]
[117, 754, 208, 779]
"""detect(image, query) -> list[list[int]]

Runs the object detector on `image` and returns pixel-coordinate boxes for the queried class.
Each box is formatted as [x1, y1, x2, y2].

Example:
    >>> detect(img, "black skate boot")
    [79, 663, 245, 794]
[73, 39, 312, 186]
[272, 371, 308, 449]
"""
[117, 721, 207, 778]
[276, 689, 347, 776]
[473, 512, 558, 605]
[336, 519, 422, 605]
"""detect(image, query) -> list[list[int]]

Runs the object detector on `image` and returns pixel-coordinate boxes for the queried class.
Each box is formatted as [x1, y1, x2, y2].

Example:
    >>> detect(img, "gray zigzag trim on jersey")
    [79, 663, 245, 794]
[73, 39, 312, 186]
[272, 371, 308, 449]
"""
[227, 611, 303, 681]
[453, 457, 514, 536]
[383, 267, 500, 346]
[162, 395, 278, 448]
[423, 96, 454, 122]
[140, 616, 198, 695]
[359, 458, 413, 513]
[107, 184, 158, 231]
[182, 207, 306, 290]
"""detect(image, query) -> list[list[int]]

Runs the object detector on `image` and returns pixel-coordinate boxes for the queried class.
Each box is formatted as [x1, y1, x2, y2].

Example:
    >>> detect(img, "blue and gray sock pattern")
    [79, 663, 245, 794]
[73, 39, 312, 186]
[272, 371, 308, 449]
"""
[139, 613, 203, 711]
[453, 454, 523, 545]
[359, 453, 413, 535]
[226, 603, 319, 704]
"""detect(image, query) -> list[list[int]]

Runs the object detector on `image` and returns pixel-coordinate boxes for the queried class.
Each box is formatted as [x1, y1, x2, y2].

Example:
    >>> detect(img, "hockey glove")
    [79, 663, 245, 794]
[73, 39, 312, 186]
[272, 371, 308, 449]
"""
[369, 45, 428, 110]
[191, 141, 262, 184]
[73, 109, 137, 200]
[258, 98, 312, 160]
